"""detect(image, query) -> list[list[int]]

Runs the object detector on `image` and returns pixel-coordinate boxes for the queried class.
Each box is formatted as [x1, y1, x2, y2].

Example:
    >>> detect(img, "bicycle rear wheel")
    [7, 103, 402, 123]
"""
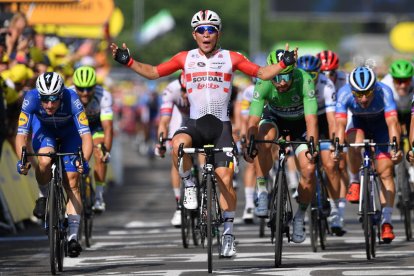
[319, 218, 328, 250]
[274, 170, 285, 267]
[48, 180, 58, 275]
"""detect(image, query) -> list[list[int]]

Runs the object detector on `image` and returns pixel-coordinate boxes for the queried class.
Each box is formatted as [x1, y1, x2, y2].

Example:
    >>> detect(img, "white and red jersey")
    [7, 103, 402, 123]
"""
[160, 79, 190, 117]
[156, 48, 259, 121]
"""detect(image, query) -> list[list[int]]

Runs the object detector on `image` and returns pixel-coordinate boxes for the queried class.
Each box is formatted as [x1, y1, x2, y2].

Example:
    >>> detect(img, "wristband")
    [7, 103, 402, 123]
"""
[278, 60, 287, 69]
[127, 58, 134, 67]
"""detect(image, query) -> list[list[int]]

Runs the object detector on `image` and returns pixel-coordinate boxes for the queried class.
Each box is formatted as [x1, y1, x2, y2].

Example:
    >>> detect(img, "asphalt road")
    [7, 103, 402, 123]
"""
[1, 135, 414, 276]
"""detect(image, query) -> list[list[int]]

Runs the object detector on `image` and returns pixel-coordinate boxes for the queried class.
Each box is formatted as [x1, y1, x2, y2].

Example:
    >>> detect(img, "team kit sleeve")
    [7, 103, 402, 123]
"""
[324, 78, 337, 113]
[249, 79, 269, 117]
[17, 90, 36, 135]
[301, 72, 318, 116]
[159, 81, 177, 117]
[70, 92, 91, 136]
[230, 51, 260, 77]
[101, 89, 114, 121]
[335, 85, 350, 119]
[156, 51, 187, 77]
[380, 83, 398, 118]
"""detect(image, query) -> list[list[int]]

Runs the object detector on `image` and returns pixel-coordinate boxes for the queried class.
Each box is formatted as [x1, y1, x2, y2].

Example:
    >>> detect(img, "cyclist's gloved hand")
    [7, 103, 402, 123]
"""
[81, 160, 90, 175]
[280, 50, 296, 67]
[154, 144, 166, 158]
[406, 151, 414, 163]
[16, 160, 31, 175]
[101, 152, 111, 163]
[114, 45, 133, 67]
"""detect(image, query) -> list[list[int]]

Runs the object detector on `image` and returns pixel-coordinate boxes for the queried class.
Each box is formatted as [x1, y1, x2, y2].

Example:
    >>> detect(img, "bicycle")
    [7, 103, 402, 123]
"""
[395, 136, 414, 241]
[178, 143, 233, 273]
[334, 137, 397, 260]
[21, 145, 84, 275]
[248, 134, 315, 268]
[159, 133, 200, 248]
[78, 173, 95, 248]
[308, 138, 331, 253]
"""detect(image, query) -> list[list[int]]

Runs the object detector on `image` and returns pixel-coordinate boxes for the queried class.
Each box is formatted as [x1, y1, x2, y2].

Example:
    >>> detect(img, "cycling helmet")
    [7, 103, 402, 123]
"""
[317, 50, 339, 71]
[267, 49, 294, 74]
[191, 10, 222, 30]
[73, 66, 97, 88]
[36, 72, 64, 96]
[178, 71, 186, 90]
[389, 59, 414, 79]
[296, 55, 321, 72]
[349, 66, 376, 92]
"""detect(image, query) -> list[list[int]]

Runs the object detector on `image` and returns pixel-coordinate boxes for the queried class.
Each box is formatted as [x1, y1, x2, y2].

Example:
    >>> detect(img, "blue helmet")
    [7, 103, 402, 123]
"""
[349, 66, 376, 92]
[297, 55, 321, 72]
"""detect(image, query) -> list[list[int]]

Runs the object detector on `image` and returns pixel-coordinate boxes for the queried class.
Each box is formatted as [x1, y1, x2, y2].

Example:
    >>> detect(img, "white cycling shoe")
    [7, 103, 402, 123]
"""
[292, 216, 306, 243]
[220, 234, 236, 258]
[170, 209, 181, 227]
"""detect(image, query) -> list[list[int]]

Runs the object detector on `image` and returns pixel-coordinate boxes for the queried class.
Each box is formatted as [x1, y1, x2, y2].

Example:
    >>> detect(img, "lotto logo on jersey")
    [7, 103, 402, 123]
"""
[78, 111, 89, 126]
[18, 112, 29, 127]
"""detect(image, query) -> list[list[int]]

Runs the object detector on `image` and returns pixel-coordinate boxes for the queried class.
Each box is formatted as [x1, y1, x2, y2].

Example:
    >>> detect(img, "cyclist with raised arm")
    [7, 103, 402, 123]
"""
[297, 54, 345, 235]
[15, 72, 93, 257]
[155, 71, 190, 227]
[70, 66, 114, 213]
[110, 9, 296, 257]
[317, 50, 349, 235]
[246, 49, 318, 244]
[334, 66, 402, 243]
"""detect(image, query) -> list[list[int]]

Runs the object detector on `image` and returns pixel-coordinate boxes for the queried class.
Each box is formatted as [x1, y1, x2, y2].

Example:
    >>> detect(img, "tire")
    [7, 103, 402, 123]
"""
[206, 174, 213, 273]
[191, 211, 201, 246]
[274, 170, 285, 268]
[398, 161, 413, 241]
[57, 186, 65, 272]
[48, 179, 58, 275]
[259, 218, 265, 238]
[362, 168, 372, 260]
[309, 206, 318, 253]
[403, 207, 412, 241]
[319, 218, 327, 250]
[181, 206, 191, 248]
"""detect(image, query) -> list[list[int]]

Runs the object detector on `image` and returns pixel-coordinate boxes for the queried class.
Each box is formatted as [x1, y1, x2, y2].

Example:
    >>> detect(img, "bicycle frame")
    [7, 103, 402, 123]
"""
[177, 143, 233, 274]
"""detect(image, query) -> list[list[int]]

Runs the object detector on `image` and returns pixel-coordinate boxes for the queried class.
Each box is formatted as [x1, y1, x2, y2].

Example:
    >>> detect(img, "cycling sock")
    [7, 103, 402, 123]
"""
[95, 184, 104, 200]
[295, 203, 308, 220]
[338, 198, 346, 219]
[349, 172, 360, 184]
[381, 206, 393, 225]
[287, 170, 299, 190]
[68, 214, 81, 241]
[329, 199, 339, 215]
[256, 177, 267, 193]
[180, 170, 195, 187]
[38, 185, 49, 198]
[245, 187, 255, 209]
[223, 211, 235, 235]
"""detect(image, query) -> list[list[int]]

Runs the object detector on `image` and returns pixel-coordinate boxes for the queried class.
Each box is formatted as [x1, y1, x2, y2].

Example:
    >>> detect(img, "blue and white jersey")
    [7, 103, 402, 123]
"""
[17, 88, 90, 136]
[335, 82, 397, 122]
[315, 73, 336, 115]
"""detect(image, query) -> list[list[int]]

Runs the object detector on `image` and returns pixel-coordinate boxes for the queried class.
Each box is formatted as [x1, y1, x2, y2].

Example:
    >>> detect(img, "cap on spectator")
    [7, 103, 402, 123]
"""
[1, 64, 34, 84]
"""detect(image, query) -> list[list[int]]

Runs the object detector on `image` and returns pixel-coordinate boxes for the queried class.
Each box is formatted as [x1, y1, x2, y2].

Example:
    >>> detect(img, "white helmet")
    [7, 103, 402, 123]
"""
[36, 72, 64, 96]
[191, 10, 222, 30]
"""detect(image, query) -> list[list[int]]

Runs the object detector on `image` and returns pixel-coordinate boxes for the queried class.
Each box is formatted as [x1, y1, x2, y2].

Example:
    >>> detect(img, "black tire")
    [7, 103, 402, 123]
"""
[84, 215, 93, 248]
[57, 187, 65, 272]
[259, 218, 265, 238]
[362, 168, 372, 260]
[191, 211, 201, 246]
[181, 206, 191, 248]
[403, 207, 412, 241]
[206, 174, 213, 273]
[309, 206, 318, 253]
[48, 180, 58, 275]
[274, 170, 285, 268]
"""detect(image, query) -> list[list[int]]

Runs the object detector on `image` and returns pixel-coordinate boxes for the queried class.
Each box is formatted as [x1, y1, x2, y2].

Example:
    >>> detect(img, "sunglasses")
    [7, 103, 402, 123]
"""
[321, 70, 337, 77]
[273, 73, 293, 83]
[194, 25, 218, 35]
[308, 71, 319, 81]
[40, 95, 60, 102]
[76, 86, 94, 93]
[352, 89, 374, 98]
[394, 77, 412, 85]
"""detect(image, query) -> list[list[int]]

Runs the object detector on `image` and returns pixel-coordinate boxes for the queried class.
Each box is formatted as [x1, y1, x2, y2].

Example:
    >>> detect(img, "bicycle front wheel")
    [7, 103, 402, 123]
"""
[48, 179, 58, 275]
[206, 174, 213, 273]
[274, 170, 285, 267]
[362, 168, 373, 260]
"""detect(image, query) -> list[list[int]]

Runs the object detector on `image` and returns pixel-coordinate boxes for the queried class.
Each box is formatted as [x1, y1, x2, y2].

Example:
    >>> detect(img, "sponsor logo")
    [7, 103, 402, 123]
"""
[197, 83, 220, 89]
[188, 62, 196, 68]
[78, 111, 89, 126]
[253, 91, 260, 99]
[291, 95, 301, 102]
[192, 76, 223, 83]
[74, 99, 83, 110]
[308, 90, 315, 98]
[197, 62, 206, 67]
[18, 112, 29, 126]
[22, 99, 29, 109]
